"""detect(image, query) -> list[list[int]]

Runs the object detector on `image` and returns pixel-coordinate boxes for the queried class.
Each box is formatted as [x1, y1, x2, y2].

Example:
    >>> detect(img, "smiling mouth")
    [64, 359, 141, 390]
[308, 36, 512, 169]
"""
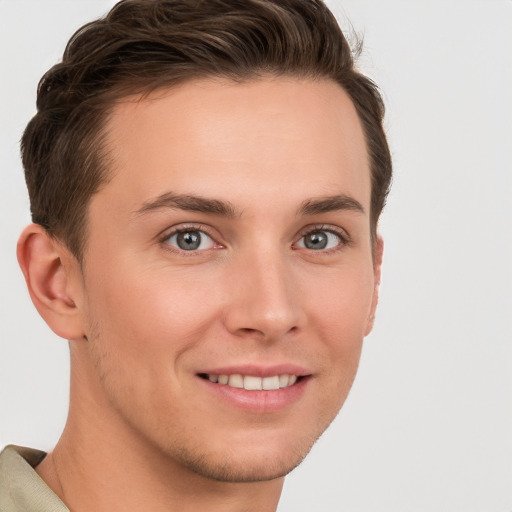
[198, 373, 302, 391]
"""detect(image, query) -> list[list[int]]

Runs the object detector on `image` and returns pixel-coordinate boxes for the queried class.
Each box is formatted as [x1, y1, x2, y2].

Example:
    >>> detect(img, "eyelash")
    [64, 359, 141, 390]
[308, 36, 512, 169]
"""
[294, 224, 351, 253]
[158, 224, 221, 255]
[158, 223, 351, 255]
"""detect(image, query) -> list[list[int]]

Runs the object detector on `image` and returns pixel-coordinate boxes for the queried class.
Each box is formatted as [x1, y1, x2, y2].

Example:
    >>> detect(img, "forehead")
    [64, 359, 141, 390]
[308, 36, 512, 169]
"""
[100, 77, 370, 212]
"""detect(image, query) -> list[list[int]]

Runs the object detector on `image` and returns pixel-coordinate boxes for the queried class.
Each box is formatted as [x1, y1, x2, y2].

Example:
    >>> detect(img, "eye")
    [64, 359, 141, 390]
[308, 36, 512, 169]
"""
[296, 229, 344, 251]
[164, 229, 216, 251]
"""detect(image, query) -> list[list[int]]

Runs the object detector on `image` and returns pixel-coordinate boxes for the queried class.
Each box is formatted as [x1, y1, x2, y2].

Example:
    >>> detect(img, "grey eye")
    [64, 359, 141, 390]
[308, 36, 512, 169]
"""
[166, 230, 215, 251]
[297, 230, 341, 250]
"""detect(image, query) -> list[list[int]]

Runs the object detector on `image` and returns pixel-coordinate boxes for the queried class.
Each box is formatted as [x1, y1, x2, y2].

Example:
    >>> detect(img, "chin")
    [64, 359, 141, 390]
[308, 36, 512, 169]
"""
[164, 424, 327, 483]
[176, 447, 309, 483]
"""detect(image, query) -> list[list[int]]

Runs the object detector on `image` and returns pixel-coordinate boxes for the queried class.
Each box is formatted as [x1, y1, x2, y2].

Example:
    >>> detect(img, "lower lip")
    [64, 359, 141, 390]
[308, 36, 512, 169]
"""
[198, 376, 310, 413]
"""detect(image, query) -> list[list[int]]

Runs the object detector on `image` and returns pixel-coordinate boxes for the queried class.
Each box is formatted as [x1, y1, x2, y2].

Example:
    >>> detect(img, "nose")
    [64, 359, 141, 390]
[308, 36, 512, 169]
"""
[222, 249, 305, 342]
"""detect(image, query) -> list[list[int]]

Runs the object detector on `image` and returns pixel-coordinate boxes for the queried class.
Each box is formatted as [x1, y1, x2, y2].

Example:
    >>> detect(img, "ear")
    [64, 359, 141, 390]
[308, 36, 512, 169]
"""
[364, 236, 384, 336]
[17, 224, 85, 340]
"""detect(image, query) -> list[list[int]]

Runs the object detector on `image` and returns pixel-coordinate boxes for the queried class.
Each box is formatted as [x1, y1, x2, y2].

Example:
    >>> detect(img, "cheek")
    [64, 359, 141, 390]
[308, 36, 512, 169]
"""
[80, 265, 218, 422]
[83, 261, 222, 365]
[303, 263, 374, 388]
[306, 262, 375, 337]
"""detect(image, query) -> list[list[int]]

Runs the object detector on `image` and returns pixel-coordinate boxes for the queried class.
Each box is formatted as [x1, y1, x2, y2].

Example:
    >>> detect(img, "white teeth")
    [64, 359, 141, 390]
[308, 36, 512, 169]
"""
[262, 376, 280, 390]
[228, 374, 244, 388]
[244, 375, 262, 390]
[206, 373, 299, 390]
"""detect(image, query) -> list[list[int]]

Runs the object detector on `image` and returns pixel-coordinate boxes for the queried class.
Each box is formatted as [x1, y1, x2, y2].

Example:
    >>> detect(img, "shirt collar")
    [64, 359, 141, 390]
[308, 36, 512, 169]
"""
[0, 445, 69, 512]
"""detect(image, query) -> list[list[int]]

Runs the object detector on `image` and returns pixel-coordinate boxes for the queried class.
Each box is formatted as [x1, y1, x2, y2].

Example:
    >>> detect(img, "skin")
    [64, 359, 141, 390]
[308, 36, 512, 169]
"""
[18, 77, 382, 512]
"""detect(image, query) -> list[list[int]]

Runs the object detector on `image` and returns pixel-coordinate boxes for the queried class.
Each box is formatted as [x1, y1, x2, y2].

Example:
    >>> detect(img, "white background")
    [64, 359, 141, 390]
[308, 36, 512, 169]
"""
[1, 1, 511, 511]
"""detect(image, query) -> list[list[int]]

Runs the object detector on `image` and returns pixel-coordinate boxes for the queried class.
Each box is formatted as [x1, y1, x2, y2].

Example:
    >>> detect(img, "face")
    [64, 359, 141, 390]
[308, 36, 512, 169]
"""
[70, 77, 380, 482]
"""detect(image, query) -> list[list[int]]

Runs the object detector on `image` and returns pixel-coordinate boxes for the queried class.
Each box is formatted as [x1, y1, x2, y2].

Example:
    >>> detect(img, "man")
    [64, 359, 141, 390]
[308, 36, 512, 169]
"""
[0, 0, 391, 510]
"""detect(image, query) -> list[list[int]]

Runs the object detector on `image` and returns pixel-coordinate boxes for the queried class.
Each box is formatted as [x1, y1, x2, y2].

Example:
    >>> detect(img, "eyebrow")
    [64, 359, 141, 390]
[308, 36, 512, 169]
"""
[134, 192, 364, 219]
[134, 192, 239, 217]
[298, 194, 365, 216]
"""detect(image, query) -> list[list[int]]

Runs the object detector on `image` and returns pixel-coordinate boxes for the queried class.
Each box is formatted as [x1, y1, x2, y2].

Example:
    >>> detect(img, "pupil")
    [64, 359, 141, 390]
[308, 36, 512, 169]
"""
[305, 231, 327, 250]
[177, 231, 201, 250]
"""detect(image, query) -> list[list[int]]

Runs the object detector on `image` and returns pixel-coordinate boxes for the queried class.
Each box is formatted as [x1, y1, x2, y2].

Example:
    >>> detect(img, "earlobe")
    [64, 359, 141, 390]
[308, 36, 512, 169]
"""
[17, 224, 85, 340]
[364, 236, 384, 336]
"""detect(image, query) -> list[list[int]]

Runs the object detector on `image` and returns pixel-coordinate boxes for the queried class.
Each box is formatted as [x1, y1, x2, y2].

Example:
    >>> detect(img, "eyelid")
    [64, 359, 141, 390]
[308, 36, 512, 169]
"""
[158, 223, 223, 253]
[293, 224, 351, 251]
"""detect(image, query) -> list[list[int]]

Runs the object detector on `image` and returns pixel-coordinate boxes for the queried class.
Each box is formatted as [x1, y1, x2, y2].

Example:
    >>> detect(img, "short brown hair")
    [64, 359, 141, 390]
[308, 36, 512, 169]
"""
[21, 0, 392, 260]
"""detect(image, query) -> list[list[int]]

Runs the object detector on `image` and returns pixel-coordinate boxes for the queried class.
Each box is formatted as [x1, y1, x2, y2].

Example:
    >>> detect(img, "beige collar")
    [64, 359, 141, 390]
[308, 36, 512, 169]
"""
[0, 445, 68, 512]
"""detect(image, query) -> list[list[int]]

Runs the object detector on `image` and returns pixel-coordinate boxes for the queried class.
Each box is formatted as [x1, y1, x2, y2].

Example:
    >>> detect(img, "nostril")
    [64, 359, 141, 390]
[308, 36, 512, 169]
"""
[240, 327, 263, 334]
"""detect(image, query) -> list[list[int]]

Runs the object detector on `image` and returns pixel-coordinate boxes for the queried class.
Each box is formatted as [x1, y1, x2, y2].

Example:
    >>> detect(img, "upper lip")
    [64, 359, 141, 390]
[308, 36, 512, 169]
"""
[197, 364, 311, 378]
